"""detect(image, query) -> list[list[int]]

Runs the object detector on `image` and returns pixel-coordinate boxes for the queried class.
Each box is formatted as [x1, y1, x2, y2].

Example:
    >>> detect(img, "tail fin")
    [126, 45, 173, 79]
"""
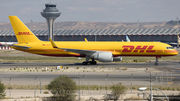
[9, 16, 40, 44]
[125, 35, 130, 42]
[178, 35, 180, 44]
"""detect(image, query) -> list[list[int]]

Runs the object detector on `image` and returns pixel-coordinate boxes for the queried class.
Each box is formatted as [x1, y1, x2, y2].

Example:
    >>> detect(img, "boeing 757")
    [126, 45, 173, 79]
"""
[9, 16, 178, 65]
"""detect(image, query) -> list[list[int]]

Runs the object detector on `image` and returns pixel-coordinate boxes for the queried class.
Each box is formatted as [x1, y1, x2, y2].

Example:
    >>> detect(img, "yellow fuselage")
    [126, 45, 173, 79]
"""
[12, 41, 178, 57]
[8, 16, 179, 65]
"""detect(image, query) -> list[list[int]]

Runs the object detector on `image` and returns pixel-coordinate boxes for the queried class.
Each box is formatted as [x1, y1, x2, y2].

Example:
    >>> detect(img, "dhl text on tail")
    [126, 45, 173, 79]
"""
[9, 16, 178, 66]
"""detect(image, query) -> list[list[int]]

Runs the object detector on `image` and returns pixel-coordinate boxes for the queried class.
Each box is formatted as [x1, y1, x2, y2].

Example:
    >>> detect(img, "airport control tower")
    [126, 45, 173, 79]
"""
[41, 3, 61, 41]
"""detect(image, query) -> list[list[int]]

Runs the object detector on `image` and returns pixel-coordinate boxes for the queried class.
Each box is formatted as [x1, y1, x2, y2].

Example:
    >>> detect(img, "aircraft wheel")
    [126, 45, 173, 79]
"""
[154, 62, 158, 66]
[88, 61, 92, 65]
[89, 61, 97, 65]
[82, 62, 88, 65]
[92, 61, 97, 65]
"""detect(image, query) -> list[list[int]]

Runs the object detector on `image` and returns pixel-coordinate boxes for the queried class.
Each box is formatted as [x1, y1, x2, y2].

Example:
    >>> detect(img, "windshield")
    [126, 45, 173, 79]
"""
[166, 47, 174, 49]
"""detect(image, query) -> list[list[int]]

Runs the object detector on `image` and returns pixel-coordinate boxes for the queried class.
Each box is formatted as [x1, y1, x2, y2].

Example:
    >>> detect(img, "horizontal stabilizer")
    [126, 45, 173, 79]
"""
[126, 35, 131, 42]
[11, 45, 31, 50]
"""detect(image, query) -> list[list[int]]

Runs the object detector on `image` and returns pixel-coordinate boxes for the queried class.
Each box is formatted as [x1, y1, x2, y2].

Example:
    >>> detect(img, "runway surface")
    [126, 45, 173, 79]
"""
[0, 61, 179, 68]
[0, 61, 180, 86]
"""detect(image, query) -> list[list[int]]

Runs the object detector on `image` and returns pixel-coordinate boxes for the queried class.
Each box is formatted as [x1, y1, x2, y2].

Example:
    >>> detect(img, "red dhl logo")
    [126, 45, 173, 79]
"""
[16, 32, 33, 35]
[122, 45, 156, 53]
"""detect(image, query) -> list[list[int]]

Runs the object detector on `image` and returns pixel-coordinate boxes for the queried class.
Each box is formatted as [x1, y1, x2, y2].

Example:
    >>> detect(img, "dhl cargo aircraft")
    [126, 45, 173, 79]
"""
[9, 16, 178, 66]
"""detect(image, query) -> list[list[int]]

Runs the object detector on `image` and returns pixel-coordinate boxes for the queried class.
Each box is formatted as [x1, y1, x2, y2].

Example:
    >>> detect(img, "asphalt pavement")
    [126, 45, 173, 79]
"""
[0, 61, 180, 86]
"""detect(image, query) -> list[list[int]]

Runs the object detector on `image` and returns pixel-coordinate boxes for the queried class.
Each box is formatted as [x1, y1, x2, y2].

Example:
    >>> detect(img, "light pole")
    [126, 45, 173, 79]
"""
[9, 77, 12, 98]
[167, 70, 168, 85]
[138, 87, 169, 101]
[39, 79, 41, 94]
[171, 71, 172, 84]
[105, 74, 109, 95]
[156, 73, 157, 93]
[150, 72, 153, 101]
[82, 75, 84, 96]
[34, 76, 37, 97]
[162, 71, 163, 85]
[131, 73, 133, 93]
[78, 72, 80, 101]
[88, 81, 89, 94]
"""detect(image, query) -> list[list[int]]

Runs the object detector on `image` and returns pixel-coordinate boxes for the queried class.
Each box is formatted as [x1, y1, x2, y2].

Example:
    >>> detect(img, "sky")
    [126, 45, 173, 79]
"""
[0, 0, 180, 23]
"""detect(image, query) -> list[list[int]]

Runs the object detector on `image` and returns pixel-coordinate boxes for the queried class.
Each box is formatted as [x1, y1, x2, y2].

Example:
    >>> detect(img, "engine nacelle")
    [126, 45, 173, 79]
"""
[113, 56, 122, 62]
[93, 52, 113, 62]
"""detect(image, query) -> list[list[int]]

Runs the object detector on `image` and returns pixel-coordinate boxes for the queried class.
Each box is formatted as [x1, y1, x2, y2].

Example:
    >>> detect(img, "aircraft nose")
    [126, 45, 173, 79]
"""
[172, 49, 178, 55]
[164, 49, 178, 55]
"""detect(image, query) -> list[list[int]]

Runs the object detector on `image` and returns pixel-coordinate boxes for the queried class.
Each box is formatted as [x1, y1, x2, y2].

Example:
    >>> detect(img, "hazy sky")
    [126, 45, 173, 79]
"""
[1, 0, 180, 22]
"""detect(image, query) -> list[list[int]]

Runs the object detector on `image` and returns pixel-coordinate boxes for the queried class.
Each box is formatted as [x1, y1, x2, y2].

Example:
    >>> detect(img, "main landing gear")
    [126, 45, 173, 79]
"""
[154, 56, 161, 66]
[82, 56, 97, 65]
[82, 61, 97, 65]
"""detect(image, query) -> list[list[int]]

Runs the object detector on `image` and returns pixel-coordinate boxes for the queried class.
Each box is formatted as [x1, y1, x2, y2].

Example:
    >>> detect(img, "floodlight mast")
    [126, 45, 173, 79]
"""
[41, 3, 61, 41]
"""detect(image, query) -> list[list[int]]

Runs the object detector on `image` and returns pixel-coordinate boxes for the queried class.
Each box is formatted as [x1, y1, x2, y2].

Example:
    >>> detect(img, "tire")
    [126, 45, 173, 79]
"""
[82, 62, 88, 65]
[92, 61, 97, 65]
[154, 62, 158, 66]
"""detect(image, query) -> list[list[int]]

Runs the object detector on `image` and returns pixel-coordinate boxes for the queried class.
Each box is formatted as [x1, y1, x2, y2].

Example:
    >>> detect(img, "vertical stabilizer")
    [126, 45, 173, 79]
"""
[9, 16, 40, 44]
[126, 35, 131, 42]
[178, 35, 180, 44]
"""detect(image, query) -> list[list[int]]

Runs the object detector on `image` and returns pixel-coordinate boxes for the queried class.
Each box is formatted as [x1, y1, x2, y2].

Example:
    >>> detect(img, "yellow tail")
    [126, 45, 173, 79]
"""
[9, 16, 41, 44]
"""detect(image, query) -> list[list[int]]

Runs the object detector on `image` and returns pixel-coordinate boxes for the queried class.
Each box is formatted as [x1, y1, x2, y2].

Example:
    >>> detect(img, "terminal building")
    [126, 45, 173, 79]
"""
[0, 28, 179, 41]
[0, 28, 179, 49]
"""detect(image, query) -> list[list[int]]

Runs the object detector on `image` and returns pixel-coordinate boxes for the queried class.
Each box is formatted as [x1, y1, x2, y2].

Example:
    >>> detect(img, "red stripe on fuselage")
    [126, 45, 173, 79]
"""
[38, 54, 173, 57]
[38, 54, 85, 57]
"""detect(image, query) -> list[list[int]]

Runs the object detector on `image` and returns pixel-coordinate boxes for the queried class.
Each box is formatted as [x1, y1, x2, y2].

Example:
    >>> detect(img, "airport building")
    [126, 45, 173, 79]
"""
[0, 28, 179, 41]
[0, 28, 179, 49]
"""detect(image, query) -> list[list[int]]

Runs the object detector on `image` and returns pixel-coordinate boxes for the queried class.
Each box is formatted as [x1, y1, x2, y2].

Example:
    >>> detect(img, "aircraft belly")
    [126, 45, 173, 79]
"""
[26, 49, 79, 57]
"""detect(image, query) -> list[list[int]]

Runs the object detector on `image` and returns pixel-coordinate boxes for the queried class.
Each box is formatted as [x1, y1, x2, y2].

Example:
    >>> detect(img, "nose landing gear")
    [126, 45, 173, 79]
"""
[154, 62, 158, 66]
[154, 56, 161, 66]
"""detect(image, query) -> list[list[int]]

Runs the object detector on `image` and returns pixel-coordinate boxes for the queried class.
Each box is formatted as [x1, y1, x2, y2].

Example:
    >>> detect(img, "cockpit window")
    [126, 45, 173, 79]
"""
[166, 47, 174, 49]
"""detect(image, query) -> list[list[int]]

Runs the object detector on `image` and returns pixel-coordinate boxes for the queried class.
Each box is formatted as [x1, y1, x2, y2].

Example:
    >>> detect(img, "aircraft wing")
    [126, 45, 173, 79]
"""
[62, 48, 96, 56]
[49, 38, 97, 56]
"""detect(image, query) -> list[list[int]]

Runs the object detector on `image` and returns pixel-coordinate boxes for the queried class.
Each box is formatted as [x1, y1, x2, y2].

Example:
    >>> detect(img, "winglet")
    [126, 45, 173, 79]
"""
[84, 38, 88, 42]
[49, 38, 58, 48]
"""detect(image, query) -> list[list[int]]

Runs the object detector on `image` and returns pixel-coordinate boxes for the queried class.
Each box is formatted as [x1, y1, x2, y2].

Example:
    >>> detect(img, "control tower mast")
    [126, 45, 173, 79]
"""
[41, 3, 61, 41]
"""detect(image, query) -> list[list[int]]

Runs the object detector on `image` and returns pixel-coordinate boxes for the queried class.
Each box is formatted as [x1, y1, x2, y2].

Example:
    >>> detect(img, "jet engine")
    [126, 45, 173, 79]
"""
[93, 52, 113, 62]
[93, 52, 123, 62]
[113, 56, 122, 62]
